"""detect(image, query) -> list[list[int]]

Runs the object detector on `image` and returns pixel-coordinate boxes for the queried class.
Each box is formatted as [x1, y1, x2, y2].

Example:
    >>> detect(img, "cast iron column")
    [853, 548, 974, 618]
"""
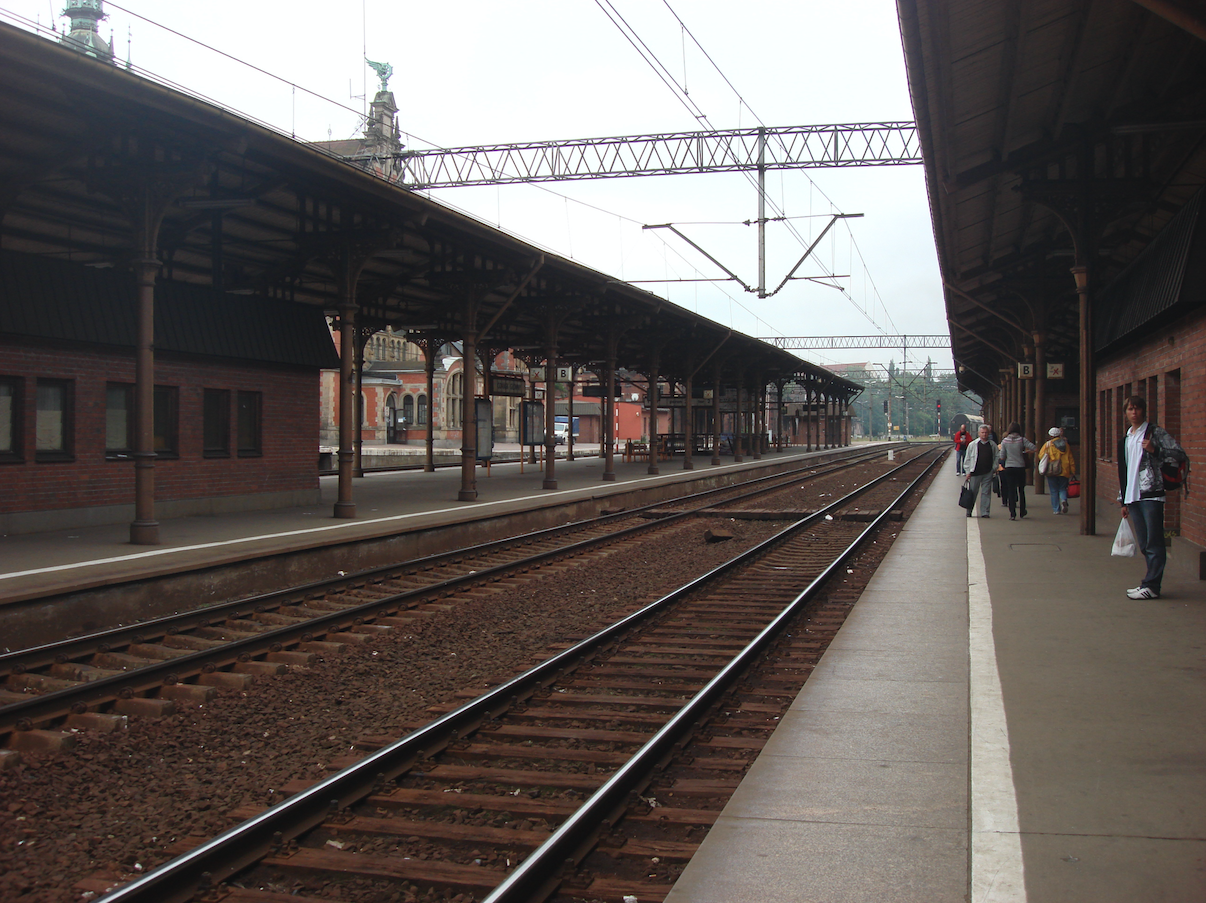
[424, 339, 437, 472]
[646, 351, 660, 475]
[711, 366, 722, 466]
[129, 255, 160, 544]
[602, 340, 617, 481]
[1073, 265, 1095, 533]
[683, 376, 694, 470]
[334, 300, 358, 518]
[733, 375, 744, 462]
[459, 325, 479, 501]
[543, 338, 559, 490]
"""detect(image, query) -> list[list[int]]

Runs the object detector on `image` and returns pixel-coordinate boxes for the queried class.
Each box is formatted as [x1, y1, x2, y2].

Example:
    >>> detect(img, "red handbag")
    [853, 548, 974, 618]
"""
[1067, 478, 1081, 498]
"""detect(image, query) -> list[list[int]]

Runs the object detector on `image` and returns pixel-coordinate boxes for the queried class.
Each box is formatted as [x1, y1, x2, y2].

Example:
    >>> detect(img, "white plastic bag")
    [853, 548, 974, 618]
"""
[1111, 518, 1136, 557]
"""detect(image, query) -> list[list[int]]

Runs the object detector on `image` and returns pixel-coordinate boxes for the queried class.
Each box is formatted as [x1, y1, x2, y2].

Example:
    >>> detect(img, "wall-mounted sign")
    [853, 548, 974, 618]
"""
[1047, 362, 1065, 379]
[1017, 362, 1035, 379]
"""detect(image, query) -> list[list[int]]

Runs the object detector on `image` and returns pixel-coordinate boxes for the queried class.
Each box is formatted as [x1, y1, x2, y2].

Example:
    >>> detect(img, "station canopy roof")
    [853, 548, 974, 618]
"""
[898, 0, 1206, 396]
[0, 24, 861, 398]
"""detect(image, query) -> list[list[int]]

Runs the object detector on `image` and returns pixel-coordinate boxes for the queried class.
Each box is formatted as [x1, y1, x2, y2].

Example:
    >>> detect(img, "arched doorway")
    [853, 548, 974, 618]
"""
[385, 394, 398, 443]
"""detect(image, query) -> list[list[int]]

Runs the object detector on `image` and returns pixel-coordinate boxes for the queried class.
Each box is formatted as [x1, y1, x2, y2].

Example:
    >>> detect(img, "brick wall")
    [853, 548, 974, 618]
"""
[1095, 304, 1205, 547]
[1, 339, 320, 519]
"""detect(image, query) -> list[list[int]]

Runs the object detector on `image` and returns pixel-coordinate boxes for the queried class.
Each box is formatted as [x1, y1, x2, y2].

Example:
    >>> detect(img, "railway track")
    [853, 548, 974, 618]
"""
[0, 446, 915, 752]
[82, 445, 944, 903]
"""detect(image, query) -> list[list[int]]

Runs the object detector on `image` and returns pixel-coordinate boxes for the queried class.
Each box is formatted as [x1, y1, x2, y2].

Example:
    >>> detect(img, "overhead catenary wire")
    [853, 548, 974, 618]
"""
[653, 0, 895, 335]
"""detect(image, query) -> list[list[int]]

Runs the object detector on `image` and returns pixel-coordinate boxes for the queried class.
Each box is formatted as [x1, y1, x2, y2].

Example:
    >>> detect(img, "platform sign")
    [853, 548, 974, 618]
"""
[530, 366, 572, 383]
[520, 400, 545, 446]
[583, 380, 621, 398]
[1017, 362, 1035, 379]
[475, 398, 493, 461]
[491, 375, 526, 398]
[1046, 362, 1065, 379]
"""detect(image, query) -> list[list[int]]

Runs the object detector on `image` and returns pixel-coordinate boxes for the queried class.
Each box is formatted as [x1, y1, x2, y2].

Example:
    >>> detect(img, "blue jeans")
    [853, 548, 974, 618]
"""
[1047, 475, 1069, 512]
[1127, 499, 1166, 594]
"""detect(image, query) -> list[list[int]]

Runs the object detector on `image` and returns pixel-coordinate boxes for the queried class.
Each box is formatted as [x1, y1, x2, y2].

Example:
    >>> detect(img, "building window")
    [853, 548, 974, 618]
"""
[106, 383, 134, 455]
[417, 393, 428, 425]
[109, 384, 179, 458]
[203, 388, 230, 457]
[237, 391, 262, 456]
[35, 378, 73, 461]
[448, 374, 463, 426]
[0, 376, 22, 462]
[155, 385, 179, 457]
[402, 394, 414, 425]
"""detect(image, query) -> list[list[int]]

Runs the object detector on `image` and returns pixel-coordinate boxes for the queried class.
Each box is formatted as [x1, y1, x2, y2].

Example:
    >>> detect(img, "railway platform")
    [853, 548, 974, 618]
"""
[0, 442, 852, 650]
[666, 459, 1206, 903]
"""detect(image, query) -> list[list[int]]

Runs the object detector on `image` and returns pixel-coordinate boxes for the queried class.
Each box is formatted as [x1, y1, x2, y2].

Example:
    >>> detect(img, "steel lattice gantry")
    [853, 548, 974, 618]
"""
[762, 335, 951, 350]
[372, 123, 921, 189]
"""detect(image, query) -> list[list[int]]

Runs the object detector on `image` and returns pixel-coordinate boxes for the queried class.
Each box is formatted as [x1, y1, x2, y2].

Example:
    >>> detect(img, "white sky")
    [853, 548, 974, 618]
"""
[1, 0, 947, 373]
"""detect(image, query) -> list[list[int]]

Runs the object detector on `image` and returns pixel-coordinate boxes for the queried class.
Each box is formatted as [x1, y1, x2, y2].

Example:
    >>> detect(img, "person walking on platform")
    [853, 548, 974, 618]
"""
[1038, 426, 1075, 514]
[953, 424, 972, 474]
[962, 424, 998, 517]
[998, 422, 1036, 520]
[1118, 395, 1187, 600]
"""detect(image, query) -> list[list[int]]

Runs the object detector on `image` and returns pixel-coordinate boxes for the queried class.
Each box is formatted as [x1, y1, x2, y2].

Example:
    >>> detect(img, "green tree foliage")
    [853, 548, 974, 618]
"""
[846, 360, 981, 439]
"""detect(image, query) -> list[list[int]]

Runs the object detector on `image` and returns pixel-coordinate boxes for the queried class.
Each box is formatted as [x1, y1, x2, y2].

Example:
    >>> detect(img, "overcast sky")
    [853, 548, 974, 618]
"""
[2, 0, 946, 373]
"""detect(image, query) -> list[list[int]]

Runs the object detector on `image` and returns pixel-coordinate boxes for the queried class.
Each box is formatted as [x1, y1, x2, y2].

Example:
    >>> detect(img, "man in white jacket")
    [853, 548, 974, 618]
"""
[1118, 395, 1188, 599]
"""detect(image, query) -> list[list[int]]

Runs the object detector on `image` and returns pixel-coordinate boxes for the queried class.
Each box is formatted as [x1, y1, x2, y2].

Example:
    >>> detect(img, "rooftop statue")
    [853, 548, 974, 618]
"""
[366, 58, 392, 93]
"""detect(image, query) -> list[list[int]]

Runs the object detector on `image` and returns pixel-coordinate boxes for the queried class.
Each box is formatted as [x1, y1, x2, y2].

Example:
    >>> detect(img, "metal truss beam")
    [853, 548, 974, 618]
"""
[761, 335, 952, 350]
[387, 123, 920, 189]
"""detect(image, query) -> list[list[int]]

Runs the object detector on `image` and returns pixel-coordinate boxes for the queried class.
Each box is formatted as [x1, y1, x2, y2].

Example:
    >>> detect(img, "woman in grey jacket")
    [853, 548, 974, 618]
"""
[997, 422, 1036, 520]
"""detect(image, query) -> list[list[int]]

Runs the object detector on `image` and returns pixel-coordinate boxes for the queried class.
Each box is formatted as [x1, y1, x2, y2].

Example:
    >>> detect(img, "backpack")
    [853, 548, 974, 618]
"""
[1144, 424, 1190, 496]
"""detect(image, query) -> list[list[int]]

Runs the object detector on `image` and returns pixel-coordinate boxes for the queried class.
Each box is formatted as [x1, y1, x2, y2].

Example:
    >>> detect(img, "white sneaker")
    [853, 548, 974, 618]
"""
[1126, 586, 1159, 600]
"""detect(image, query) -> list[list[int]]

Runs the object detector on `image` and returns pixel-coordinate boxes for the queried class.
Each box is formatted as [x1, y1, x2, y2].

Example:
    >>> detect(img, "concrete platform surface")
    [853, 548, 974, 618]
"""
[666, 461, 1205, 903]
[0, 445, 787, 602]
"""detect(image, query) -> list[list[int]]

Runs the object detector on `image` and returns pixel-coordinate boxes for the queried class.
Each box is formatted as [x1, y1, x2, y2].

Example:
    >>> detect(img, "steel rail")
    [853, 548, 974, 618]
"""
[1, 448, 879, 672]
[483, 448, 946, 902]
[94, 446, 942, 903]
[1, 449, 892, 734]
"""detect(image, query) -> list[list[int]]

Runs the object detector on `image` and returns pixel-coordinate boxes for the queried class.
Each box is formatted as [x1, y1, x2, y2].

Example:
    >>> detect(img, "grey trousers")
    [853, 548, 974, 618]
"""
[966, 472, 993, 515]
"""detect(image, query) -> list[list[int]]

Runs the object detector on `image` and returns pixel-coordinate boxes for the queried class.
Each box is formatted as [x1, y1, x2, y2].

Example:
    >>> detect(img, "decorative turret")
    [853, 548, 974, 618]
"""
[60, 0, 113, 61]
[363, 59, 401, 156]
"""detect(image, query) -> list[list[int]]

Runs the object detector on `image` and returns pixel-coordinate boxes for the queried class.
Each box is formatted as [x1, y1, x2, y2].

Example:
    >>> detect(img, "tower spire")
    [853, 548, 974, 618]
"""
[60, 0, 114, 62]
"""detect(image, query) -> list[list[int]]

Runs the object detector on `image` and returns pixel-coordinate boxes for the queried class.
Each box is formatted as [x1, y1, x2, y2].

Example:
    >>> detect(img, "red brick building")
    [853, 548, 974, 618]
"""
[1091, 192, 1205, 547]
[0, 253, 339, 534]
